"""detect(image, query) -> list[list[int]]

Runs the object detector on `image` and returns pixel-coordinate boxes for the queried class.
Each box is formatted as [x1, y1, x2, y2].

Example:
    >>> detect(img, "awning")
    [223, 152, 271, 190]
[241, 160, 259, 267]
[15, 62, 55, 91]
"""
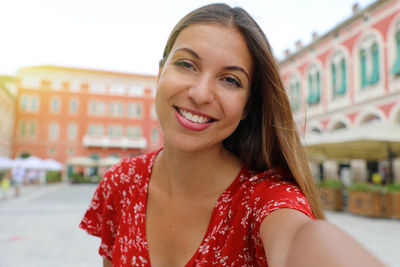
[98, 156, 120, 167]
[302, 123, 400, 161]
[66, 156, 97, 167]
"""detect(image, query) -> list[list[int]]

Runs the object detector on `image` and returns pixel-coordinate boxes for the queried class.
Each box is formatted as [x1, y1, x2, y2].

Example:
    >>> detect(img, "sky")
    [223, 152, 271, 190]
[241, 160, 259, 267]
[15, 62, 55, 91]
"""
[0, 0, 376, 76]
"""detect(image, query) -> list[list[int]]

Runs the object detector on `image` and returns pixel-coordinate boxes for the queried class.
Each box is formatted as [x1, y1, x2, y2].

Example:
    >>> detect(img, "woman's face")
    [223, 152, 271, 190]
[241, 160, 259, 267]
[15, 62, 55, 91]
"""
[155, 23, 253, 153]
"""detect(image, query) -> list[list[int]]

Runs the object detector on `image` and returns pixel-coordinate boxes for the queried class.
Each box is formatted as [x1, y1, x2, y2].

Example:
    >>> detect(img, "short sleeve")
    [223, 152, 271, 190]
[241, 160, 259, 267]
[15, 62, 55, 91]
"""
[251, 170, 315, 236]
[79, 172, 119, 260]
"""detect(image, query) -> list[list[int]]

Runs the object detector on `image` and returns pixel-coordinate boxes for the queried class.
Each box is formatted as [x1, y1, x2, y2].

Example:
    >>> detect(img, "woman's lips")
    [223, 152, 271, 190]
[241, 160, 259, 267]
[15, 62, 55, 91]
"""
[174, 106, 215, 131]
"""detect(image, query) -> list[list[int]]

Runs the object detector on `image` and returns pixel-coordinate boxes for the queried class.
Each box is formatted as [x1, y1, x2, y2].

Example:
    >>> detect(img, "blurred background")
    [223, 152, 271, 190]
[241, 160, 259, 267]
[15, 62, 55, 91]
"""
[0, 0, 400, 266]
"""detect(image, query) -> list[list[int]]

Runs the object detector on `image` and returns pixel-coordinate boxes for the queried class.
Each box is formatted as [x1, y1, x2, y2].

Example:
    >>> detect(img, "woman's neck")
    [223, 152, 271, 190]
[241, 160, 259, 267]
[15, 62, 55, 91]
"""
[152, 143, 242, 199]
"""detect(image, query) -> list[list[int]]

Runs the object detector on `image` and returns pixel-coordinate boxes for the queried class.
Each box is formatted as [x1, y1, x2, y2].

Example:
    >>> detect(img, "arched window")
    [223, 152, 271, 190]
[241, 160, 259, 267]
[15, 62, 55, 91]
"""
[359, 35, 380, 88]
[307, 65, 321, 105]
[392, 22, 400, 76]
[288, 76, 300, 112]
[331, 52, 347, 98]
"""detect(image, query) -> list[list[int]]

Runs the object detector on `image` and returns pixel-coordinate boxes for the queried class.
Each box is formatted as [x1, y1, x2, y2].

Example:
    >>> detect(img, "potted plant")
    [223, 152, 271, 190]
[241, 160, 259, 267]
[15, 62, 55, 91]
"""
[384, 184, 400, 219]
[318, 179, 343, 211]
[347, 183, 384, 217]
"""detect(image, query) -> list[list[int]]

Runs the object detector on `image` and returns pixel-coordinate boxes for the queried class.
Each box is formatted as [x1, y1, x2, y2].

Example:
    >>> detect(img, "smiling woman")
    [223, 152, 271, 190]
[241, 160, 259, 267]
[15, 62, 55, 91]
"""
[80, 3, 384, 267]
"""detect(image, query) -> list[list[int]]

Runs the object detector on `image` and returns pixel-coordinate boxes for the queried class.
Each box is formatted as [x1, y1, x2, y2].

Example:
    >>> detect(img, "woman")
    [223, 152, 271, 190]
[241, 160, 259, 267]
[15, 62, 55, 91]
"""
[80, 4, 383, 266]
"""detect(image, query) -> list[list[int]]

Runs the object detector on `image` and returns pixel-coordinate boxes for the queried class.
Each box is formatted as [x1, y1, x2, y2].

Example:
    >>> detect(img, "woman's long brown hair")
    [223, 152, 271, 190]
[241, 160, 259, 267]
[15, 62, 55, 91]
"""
[159, 3, 324, 219]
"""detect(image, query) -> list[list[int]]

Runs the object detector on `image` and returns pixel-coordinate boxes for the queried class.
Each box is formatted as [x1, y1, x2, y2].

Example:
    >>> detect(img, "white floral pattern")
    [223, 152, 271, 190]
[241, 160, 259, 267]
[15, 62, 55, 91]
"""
[80, 149, 314, 266]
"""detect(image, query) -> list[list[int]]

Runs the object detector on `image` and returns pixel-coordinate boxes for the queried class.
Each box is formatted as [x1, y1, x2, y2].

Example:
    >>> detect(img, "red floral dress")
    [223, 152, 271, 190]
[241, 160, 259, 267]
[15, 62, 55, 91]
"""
[80, 149, 314, 266]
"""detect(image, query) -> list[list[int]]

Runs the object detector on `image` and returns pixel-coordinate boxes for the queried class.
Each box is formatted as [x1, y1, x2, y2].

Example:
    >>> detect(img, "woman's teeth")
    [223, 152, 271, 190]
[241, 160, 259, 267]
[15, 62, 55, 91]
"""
[179, 109, 210, 123]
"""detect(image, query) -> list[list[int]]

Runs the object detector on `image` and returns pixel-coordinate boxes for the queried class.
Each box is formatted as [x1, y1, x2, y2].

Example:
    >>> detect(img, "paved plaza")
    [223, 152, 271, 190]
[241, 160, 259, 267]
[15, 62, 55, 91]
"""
[0, 183, 399, 267]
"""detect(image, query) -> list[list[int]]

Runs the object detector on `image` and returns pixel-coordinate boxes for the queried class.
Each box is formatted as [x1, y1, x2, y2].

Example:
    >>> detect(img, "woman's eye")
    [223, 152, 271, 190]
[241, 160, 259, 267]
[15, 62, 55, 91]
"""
[223, 76, 242, 88]
[175, 60, 195, 71]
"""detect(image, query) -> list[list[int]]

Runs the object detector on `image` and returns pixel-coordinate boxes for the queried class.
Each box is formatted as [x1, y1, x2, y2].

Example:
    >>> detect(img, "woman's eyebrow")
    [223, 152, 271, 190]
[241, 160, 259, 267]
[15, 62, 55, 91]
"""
[173, 47, 200, 59]
[225, 66, 250, 82]
[173, 47, 250, 81]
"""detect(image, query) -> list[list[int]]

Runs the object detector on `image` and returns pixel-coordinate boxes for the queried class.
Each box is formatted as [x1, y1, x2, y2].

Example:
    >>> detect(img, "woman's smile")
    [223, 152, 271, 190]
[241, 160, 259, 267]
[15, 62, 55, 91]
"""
[174, 106, 216, 131]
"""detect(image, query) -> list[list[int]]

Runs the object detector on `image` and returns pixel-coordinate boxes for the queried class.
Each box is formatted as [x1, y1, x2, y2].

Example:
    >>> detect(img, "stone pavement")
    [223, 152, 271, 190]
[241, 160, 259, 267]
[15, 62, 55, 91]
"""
[0, 183, 399, 267]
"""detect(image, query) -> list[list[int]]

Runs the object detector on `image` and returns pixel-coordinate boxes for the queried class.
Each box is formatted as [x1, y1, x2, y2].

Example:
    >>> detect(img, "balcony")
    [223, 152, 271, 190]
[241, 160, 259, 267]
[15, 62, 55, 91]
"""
[82, 135, 147, 149]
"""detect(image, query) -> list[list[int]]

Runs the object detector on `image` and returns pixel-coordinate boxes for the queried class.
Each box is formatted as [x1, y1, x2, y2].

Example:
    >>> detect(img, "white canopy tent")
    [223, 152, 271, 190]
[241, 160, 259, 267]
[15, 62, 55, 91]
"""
[0, 156, 14, 170]
[42, 159, 64, 171]
[302, 123, 400, 161]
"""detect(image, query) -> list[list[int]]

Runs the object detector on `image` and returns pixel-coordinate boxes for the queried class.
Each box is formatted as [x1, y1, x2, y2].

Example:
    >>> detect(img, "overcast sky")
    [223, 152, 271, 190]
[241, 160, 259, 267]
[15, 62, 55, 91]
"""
[0, 0, 375, 76]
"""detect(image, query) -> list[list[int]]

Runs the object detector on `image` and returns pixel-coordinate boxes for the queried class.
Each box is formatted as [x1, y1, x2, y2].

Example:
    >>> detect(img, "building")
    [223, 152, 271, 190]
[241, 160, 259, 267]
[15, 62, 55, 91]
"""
[280, 0, 400, 183]
[13, 65, 161, 166]
[0, 75, 17, 157]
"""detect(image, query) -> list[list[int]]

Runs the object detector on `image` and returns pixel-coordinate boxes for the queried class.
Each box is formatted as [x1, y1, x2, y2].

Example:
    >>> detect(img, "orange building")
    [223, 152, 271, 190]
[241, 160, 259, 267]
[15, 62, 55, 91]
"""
[0, 75, 17, 157]
[13, 65, 162, 166]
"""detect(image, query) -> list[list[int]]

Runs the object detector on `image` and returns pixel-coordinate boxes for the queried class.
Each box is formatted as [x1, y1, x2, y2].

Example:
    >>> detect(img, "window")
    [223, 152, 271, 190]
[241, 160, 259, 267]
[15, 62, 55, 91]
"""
[68, 148, 75, 156]
[48, 147, 56, 156]
[307, 66, 321, 105]
[115, 125, 123, 137]
[288, 77, 300, 112]
[20, 95, 40, 112]
[20, 95, 27, 111]
[128, 102, 143, 118]
[108, 125, 114, 137]
[360, 35, 380, 88]
[98, 101, 105, 116]
[109, 102, 124, 117]
[88, 100, 106, 116]
[68, 123, 78, 141]
[20, 75, 40, 89]
[331, 52, 347, 98]
[127, 126, 142, 138]
[50, 97, 61, 113]
[128, 84, 144, 97]
[151, 128, 159, 143]
[19, 121, 26, 137]
[88, 124, 103, 136]
[49, 122, 59, 141]
[392, 24, 400, 76]
[18, 121, 36, 138]
[69, 99, 79, 114]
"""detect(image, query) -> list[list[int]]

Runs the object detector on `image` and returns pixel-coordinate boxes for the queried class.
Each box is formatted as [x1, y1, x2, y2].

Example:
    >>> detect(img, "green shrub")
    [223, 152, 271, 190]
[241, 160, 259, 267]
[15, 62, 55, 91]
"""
[318, 179, 342, 189]
[46, 171, 62, 183]
[70, 173, 100, 184]
[347, 183, 384, 192]
[386, 184, 400, 192]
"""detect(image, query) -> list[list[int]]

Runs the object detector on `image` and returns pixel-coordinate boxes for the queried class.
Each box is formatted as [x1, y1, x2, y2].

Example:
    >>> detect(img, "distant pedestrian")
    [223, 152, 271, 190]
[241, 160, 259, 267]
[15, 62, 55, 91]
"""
[1, 172, 11, 200]
[12, 166, 25, 197]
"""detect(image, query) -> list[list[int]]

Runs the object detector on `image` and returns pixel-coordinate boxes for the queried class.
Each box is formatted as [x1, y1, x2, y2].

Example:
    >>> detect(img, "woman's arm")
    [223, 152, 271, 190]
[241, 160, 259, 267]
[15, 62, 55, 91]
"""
[260, 209, 384, 267]
[103, 258, 112, 267]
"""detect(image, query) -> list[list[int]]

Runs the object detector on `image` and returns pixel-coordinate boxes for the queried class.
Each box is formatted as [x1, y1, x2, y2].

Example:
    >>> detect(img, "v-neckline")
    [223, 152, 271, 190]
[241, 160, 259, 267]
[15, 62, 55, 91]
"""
[142, 148, 245, 267]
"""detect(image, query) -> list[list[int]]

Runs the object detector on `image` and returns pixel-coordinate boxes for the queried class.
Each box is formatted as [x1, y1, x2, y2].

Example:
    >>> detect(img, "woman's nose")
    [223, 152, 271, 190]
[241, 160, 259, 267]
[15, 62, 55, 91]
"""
[187, 74, 215, 105]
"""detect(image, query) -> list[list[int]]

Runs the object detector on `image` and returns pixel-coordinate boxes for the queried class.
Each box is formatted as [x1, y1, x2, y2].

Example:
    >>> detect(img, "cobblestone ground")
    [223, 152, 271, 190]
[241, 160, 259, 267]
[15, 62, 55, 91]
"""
[0, 183, 399, 266]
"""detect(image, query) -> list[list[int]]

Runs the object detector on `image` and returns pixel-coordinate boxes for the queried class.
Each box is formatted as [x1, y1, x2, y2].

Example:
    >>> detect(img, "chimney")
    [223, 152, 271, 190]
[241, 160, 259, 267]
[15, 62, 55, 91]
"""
[284, 49, 291, 57]
[312, 32, 318, 41]
[352, 3, 360, 14]
[295, 40, 303, 50]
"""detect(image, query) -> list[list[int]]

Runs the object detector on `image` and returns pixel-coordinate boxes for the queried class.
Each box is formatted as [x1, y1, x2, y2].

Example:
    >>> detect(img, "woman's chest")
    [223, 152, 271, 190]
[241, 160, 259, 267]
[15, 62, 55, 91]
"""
[111, 191, 263, 267]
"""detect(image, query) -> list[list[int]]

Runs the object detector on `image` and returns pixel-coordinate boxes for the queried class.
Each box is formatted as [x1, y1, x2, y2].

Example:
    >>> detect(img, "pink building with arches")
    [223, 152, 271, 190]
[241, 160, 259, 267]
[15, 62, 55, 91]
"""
[280, 0, 400, 183]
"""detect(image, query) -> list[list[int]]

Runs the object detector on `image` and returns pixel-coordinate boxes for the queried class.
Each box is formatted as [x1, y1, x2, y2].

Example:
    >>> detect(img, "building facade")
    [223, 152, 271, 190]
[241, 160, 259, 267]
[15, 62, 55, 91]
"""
[0, 76, 17, 157]
[280, 0, 400, 182]
[13, 65, 161, 164]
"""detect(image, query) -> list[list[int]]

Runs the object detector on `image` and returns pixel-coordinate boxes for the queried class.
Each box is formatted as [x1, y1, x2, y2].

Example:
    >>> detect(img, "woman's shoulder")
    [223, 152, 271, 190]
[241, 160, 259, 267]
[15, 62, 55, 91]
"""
[239, 167, 307, 204]
[239, 167, 314, 219]
[100, 149, 160, 190]
[242, 166, 296, 188]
